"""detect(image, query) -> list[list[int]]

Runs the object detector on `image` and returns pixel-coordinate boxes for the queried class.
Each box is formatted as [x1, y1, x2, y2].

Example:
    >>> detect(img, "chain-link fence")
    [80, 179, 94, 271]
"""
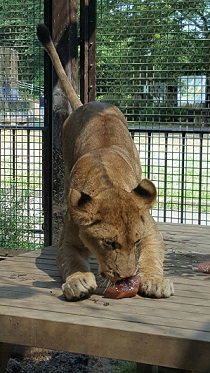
[96, 0, 210, 225]
[0, 0, 44, 250]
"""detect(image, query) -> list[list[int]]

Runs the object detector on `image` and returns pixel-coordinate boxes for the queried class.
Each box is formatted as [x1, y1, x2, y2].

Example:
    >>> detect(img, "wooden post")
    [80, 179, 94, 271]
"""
[50, 0, 79, 244]
[0, 343, 14, 373]
[43, 0, 95, 245]
[136, 364, 158, 373]
[80, 0, 96, 104]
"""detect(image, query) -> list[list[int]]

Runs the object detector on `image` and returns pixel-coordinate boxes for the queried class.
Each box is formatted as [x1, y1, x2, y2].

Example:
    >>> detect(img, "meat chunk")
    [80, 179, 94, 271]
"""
[198, 262, 210, 274]
[104, 274, 140, 299]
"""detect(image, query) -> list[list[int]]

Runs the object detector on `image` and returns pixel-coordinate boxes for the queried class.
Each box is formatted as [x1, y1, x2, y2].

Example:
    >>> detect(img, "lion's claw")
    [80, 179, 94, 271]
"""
[62, 271, 97, 301]
[139, 277, 174, 298]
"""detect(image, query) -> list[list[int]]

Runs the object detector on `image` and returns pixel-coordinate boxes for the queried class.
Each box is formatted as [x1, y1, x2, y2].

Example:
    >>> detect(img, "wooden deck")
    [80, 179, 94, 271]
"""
[0, 223, 210, 372]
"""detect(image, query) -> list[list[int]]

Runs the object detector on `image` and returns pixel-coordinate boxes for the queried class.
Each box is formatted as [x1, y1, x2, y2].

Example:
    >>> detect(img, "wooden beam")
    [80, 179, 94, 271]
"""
[51, 0, 79, 245]
[0, 343, 14, 373]
[136, 364, 158, 373]
[80, 0, 96, 104]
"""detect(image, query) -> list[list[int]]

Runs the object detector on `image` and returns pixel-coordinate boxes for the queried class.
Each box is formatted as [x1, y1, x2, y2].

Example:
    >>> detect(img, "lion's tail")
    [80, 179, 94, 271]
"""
[37, 24, 82, 111]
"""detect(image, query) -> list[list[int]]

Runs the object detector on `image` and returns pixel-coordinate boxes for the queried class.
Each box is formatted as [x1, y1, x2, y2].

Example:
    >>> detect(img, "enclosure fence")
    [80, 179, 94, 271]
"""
[1, 0, 210, 251]
[96, 0, 210, 225]
[0, 0, 44, 250]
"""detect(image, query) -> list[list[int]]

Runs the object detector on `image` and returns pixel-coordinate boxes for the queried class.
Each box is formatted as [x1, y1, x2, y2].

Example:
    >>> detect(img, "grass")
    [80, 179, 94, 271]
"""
[113, 361, 137, 373]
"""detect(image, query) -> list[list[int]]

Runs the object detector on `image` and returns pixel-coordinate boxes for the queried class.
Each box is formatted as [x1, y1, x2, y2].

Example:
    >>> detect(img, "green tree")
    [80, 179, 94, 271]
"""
[96, 0, 210, 121]
[0, 0, 44, 87]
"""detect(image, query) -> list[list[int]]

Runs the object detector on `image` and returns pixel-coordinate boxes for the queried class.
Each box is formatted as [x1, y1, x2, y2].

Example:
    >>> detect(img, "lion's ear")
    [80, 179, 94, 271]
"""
[69, 189, 92, 208]
[68, 188, 96, 225]
[133, 179, 157, 209]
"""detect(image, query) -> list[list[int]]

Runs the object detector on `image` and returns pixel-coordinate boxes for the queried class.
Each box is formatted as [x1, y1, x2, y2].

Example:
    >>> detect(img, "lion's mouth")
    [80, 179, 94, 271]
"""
[100, 270, 138, 282]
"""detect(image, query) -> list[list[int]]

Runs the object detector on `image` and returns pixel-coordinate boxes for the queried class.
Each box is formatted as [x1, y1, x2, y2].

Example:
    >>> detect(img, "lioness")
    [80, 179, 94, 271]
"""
[37, 24, 174, 300]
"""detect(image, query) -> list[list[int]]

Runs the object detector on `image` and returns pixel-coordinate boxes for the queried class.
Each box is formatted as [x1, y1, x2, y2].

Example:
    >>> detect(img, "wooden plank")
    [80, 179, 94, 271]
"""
[0, 280, 210, 323]
[0, 264, 59, 275]
[0, 292, 210, 336]
[0, 278, 208, 310]
[0, 271, 210, 337]
[0, 306, 210, 372]
[158, 222, 210, 233]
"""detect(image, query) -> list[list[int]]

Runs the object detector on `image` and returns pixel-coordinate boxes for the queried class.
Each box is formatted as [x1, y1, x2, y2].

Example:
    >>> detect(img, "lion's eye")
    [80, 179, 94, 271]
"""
[104, 239, 116, 250]
[134, 239, 142, 248]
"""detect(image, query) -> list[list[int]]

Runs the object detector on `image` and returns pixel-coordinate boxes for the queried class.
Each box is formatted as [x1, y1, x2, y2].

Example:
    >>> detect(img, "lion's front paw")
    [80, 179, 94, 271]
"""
[62, 272, 97, 301]
[139, 277, 174, 298]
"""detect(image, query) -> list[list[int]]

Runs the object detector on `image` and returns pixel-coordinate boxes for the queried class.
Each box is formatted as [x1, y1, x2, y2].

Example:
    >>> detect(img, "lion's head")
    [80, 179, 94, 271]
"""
[68, 179, 156, 281]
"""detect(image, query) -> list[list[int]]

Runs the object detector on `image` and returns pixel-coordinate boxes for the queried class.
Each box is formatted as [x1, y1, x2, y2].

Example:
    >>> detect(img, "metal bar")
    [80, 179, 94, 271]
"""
[0, 125, 43, 130]
[12, 129, 16, 181]
[147, 131, 151, 179]
[27, 130, 30, 217]
[130, 130, 135, 140]
[198, 132, 203, 225]
[163, 132, 168, 222]
[180, 133, 186, 224]
[0, 129, 1, 187]
[128, 127, 210, 135]
[43, 0, 53, 247]
[0, 125, 208, 135]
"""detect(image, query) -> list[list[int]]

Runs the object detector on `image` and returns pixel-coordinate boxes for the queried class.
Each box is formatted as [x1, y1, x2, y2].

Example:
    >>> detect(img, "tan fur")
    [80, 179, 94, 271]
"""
[37, 24, 174, 300]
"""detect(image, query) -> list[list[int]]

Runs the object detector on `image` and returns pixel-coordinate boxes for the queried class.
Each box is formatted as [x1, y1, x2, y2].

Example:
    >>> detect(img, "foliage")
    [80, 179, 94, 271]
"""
[0, 181, 42, 250]
[96, 0, 210, 119]
[0, 0, 44, 86]
[113, 360, 136, 373]
[1, 0, 209, 111]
